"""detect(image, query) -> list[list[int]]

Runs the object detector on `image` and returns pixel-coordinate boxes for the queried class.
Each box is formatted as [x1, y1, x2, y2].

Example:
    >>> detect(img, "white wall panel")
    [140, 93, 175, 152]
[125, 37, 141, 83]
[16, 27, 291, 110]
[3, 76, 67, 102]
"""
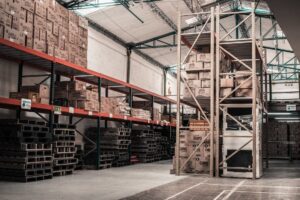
[88, 27, 127, 81]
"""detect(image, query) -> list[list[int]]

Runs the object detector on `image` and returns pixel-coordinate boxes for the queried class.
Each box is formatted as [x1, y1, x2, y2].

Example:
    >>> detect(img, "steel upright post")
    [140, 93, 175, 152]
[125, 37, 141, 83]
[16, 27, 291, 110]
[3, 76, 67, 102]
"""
[215, 5, 220, 178]
[210, 7, 215, 177]
[251, 2, 257, 179]
[176, 10, 182, 176]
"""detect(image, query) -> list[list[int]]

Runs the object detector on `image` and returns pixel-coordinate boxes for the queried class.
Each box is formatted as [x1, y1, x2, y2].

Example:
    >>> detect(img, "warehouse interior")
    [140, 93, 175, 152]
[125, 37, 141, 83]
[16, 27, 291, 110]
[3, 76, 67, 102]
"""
[0, 0, 300, 199]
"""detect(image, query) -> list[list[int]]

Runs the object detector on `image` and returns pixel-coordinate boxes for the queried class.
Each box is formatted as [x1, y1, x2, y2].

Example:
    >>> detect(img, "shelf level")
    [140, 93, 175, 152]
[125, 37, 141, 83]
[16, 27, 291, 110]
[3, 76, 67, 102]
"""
[0, 97, 176, 127]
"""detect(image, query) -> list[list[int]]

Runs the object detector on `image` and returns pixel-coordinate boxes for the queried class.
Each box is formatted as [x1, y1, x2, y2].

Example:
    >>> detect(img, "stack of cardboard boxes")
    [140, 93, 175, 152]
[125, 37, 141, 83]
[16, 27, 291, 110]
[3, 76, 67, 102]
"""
[55, 80, 99, 112]
[132, 101, 161, 121]
[0, 0, 88, 67]
[184, 52, 211, 98]
[9, 84, 50, 104]
[100, 97, 131, 116]
[173, 121, 210, 173]
[131, 108, 151, 120]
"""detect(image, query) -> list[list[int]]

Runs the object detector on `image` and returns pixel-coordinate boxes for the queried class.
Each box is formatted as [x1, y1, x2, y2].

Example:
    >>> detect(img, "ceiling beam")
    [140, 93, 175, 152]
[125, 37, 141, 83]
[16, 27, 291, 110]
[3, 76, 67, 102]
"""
[147, 2, 177, 31]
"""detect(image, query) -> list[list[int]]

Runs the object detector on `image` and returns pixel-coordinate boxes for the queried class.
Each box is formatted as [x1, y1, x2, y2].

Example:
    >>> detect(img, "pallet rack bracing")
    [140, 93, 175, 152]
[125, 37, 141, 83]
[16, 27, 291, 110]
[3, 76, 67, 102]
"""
[215, 3, 264, 179]
[176, 7, 215, 176]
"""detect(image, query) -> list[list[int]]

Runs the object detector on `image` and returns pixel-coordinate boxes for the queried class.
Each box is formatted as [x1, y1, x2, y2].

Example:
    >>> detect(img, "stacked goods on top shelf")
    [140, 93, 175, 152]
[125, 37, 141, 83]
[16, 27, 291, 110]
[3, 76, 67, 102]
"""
[132, 101, 161, 121]
[101, 97, 131, 116]
[184, 52, 211, 98]
[0, 0, 88, 67]
[84, 127, 131, 168]
[131, 108, 151, 120]
[55, 80, 99, 112]
[9, 84, 50, 104]
[172, 120, 210, 174]
[0, 119, 53, 182]
[52, 124, 77, 176]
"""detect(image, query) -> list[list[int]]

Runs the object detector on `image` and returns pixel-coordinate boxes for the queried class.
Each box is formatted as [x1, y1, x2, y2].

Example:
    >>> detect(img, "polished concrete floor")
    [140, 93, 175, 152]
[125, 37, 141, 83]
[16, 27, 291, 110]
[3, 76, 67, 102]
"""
[0, 160, 299, 200]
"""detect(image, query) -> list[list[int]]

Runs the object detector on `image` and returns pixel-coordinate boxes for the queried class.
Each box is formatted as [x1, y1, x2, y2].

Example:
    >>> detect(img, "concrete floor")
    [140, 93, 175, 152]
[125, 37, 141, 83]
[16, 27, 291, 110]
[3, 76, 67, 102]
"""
[0, 160, 299, 200]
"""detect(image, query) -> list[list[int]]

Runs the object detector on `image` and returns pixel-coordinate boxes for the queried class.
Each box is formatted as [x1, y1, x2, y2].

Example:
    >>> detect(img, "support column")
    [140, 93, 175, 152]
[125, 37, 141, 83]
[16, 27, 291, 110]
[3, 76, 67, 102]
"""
[126, 48, 132, 83]
[176, 10, 182, 176]
[16, 61, 23, 119]
[96, 78, 102, 169]
[49, 62, 55, 141]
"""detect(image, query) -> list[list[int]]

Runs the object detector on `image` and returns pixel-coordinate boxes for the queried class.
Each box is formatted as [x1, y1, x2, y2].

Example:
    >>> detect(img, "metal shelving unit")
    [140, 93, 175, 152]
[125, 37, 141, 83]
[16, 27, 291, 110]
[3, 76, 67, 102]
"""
[176, 8, 215, 176]
[215, 3, 265, 179]
[0, 38, 180, 169]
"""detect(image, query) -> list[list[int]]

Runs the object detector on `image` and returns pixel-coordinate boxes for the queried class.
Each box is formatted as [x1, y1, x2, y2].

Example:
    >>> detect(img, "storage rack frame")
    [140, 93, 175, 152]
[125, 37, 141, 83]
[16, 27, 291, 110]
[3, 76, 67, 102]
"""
[0, 38, 182, 169]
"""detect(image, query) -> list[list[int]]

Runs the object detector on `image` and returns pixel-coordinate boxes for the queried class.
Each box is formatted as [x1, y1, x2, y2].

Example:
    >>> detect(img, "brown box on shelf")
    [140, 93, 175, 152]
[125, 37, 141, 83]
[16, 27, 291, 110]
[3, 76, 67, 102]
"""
[21, 0, 34, 13]
[220, 78, 234, 88]
[34, 0, 46, 18]
[46, 6, 56, 22]
[34, 14, 46, 29]
[0, 25, 4, 38]
[201, 79, 210, 88]
[4, 27, 20, 44]
[235, 88, 252, 97]
[195, 88, 210, 97]
[0, 0, 5, 10]
[199, 71, 210, 79]
[236, 76, 252, 89]
[187, 80, 201, 88]
[186, 73, 199, 80]
[70, 100, 99, 112]
[203, 62, 211, 70]
[69, 10, 79, 24]
[46, 31, 58, 46]
[185, 62, 203, 70]
[21, 84, 49, 98]
[78, 16, 88, 30]
[46, 44, 54, 56]
[69, 90, 93, 101]
[54, 47, 68, 61]
[187, 53, 197, 63]
[220, 88, 232, 98]
[5, 0, 21, 16]
[197, 53, 210, 62]
[33, 39, 46, 52]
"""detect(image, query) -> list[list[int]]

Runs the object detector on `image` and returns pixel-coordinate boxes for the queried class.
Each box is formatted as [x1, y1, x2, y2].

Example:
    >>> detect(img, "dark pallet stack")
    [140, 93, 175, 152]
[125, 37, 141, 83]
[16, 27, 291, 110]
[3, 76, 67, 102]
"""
[131, 129, 157, 163]
[52, 124, 77, 176]
[75, 144, 84, 170]
[289, 123, 300, 159]
[0, 119, 53, 182]
[84, 127, 131, 168]
[84, 151, 115, 169]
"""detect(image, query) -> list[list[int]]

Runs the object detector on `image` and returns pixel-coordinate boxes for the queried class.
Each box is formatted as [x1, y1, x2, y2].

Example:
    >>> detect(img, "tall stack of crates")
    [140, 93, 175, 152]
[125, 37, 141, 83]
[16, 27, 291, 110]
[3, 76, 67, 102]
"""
[84, 127, 131, 168]
[131, 129, 157, 163]
[0, 119, 53, 182]
[173, 120, 210, 173]
[0, 0, 88, 67]
[184, 52, 211, 98]
[52, 124, 77, 176]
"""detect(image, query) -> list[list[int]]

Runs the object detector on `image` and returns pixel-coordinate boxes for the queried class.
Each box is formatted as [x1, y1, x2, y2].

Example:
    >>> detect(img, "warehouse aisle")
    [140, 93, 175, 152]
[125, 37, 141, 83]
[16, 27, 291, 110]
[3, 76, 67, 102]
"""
[0, 160, 184, 200]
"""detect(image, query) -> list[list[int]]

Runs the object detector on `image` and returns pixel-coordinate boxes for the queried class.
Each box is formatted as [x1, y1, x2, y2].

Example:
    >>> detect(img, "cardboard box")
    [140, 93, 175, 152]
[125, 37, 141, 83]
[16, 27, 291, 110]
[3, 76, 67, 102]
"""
[5, 0, 21, 16]
[34, 14, 46, 29]
[197, 53, 210, 62]
[4, 27, 20, 43]
[27, 11, 34, 24]
[220, 88, 232, 98]
[203, 62, 211, 70]
[186, 62, 203, 70]
[78, 16, 88, 29]
[54, 47, 68, 61]
[46, 7, 56, 22]
[0, 25, 4, 38]
[187, 80, 201, 87]
[195, 88, 210, 97]
[199, 71, 211, 79]
[236, 76, 252, 89]
[33, 39, 46, 52]
[220, 78, 234, 88]
[201, 79, 210, 88]
[34, 0, 46, 18]
[186, 73, 199, 80]
[46, 32, 58, 46]
[187, 53, 197, 63]
[0, 0, 5, 10]
[236, 88, 252, 97]
[69, 10, 78, 24]
[21, 0, 34, 12]
[21, 84, 49, 98]
[0, 9, 7, 26]
[46, 44, 54, 56]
